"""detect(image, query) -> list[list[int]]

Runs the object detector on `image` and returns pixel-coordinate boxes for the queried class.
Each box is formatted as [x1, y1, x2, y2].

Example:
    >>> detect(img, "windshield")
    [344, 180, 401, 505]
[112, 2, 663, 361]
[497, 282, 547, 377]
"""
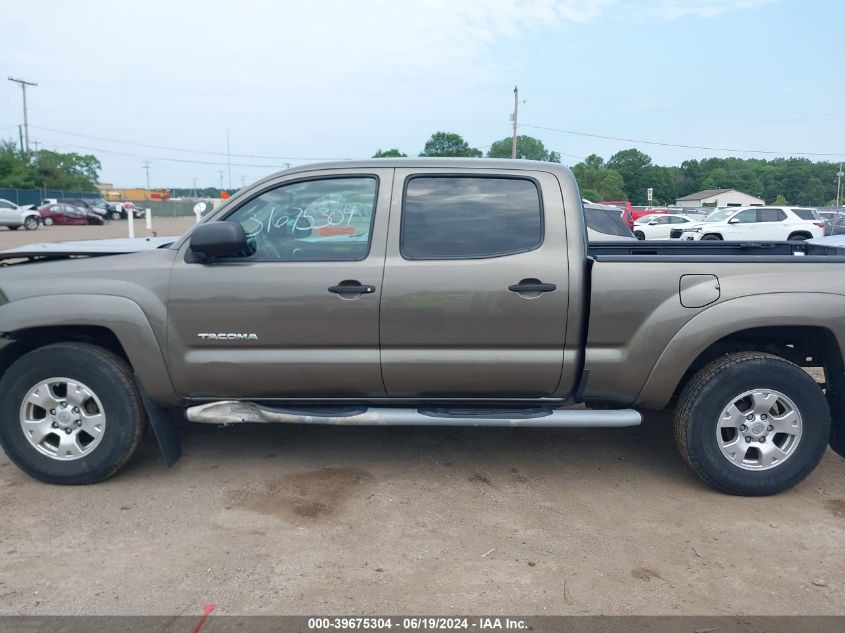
[704, 208, 735, 222]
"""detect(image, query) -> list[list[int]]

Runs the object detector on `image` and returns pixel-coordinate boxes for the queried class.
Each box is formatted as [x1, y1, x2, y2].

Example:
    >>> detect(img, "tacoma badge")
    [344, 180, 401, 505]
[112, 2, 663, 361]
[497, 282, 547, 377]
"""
[197, 333, 259, 341]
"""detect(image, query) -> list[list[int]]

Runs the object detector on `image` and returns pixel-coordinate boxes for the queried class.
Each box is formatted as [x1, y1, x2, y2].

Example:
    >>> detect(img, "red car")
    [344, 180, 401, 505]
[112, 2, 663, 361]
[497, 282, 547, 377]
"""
[38, 203, 104, 226]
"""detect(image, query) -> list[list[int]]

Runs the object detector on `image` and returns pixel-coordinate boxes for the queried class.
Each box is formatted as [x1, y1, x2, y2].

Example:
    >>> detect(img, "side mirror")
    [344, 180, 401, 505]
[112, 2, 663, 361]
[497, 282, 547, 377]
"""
[189, 221, 248, 261]
[728, 217, 740, 224]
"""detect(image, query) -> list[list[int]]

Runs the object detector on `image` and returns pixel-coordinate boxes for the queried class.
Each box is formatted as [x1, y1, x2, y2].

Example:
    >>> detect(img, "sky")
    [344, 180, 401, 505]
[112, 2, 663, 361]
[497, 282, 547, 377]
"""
[1, 0, 843, 188]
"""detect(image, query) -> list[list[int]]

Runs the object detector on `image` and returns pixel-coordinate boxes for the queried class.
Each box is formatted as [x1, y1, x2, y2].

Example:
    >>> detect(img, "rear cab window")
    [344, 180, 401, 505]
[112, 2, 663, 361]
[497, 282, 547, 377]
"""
[401, 176, 543, 259]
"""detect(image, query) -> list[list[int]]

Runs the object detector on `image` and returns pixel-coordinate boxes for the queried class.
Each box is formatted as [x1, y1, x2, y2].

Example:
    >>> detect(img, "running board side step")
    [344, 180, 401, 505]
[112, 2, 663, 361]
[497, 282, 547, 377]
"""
[185, 401, 642, 428]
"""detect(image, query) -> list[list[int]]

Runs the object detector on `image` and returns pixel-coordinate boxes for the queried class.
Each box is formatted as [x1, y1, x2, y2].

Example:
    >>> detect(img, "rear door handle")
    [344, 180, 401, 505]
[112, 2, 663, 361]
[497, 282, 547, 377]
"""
[328, 280, 376, 295]
[508, 280, 557, 293]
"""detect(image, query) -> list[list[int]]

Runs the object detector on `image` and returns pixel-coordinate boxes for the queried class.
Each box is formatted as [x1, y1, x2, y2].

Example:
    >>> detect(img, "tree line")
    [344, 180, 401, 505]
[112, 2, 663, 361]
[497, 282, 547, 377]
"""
[0, 141, 101, 191]
[2, 132, 840, 207]
[376, 132, 843, 207]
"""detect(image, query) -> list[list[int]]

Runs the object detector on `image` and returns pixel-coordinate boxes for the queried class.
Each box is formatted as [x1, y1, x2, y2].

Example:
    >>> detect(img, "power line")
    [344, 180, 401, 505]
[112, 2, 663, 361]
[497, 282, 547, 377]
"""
[32, 136, 303, 168]
[520, 123, 845, 158]
[29, 124, 354, 161]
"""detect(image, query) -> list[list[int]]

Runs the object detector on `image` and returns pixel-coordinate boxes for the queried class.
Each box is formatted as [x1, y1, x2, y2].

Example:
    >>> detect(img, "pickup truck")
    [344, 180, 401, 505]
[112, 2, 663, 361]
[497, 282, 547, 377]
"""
[0, 158, 843, 496]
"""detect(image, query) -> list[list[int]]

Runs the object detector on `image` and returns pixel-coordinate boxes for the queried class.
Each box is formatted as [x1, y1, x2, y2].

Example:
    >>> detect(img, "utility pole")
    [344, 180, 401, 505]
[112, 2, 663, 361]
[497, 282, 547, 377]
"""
[8, 77, 37, 152]
[142, 160, 151, 198]
[192, 177, 198, 198]
[18, 125, 23, 153]
[218, 170, 224, 192]
[511, 86, 519, 159]
[226, 129, 232, 190]
[837, 163, 843, 207]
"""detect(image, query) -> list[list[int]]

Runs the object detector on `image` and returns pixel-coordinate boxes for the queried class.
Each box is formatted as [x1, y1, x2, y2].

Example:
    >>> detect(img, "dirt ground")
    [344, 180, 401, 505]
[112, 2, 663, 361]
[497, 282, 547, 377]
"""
[0, 220, 843, 616]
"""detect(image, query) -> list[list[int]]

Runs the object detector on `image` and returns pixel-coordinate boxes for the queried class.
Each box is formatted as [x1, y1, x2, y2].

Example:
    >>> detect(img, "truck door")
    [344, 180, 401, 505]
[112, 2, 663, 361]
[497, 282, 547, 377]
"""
[379, 168, 569, 398]
[166, 169, 392, 399]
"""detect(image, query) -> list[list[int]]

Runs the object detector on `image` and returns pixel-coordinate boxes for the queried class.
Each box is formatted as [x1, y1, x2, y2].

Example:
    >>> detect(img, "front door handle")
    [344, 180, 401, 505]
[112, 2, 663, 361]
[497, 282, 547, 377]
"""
[508, 279, 557, 293]
[328, 280, 376, 295]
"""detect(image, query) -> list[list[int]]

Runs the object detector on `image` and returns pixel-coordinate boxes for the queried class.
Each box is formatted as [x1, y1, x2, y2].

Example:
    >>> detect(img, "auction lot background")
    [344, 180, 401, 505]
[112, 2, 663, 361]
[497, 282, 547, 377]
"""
[2, 0, 845, 622]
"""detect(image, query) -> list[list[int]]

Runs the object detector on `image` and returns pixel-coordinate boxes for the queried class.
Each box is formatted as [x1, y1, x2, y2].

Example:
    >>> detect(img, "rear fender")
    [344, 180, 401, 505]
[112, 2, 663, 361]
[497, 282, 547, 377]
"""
[637, 293, 845, 410]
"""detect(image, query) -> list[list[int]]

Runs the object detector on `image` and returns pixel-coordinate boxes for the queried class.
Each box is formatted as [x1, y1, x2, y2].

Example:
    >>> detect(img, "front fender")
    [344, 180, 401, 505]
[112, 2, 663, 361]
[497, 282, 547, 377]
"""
[0, 294, 178, 406]
[636, 292, 845, 410]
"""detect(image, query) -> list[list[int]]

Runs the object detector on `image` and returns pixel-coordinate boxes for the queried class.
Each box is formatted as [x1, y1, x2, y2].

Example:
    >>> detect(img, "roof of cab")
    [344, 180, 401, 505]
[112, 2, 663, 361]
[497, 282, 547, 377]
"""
[263, 157, 570, 181]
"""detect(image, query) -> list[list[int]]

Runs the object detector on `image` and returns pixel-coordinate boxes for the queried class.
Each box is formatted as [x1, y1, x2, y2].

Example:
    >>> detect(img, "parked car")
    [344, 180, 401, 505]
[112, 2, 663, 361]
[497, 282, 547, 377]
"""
[0, 199, 41, 231]
[584, 203, 635, 241]
[599, 200, 634, 229]
[676, 206, 824, 241]
[87, 199, 125, 220]
[0, 159, 843, 497]
[116, 201, 144, 219]
[628, 205, 671, 223]
[818, 210, 845, 236]
[38, 203, 105, 226]
[55, 198, 110, 221]
[633, 213, 699, 240]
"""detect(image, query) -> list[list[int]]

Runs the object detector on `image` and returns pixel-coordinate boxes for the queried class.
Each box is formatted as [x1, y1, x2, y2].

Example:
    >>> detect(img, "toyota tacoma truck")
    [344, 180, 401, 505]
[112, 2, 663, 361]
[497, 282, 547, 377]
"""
[0, 158, 844, 496]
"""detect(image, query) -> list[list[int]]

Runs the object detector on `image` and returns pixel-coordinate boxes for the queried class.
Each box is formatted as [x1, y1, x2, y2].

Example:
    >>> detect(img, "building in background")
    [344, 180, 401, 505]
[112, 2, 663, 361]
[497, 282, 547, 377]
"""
[675, 188, 764, 208]
[102, 188, 171, 202]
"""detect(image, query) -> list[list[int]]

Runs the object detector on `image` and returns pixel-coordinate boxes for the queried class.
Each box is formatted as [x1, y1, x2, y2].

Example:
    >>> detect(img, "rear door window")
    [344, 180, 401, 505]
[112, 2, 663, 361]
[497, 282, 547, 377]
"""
[758, 208, 786, 222]
[402, 176, 542, 259]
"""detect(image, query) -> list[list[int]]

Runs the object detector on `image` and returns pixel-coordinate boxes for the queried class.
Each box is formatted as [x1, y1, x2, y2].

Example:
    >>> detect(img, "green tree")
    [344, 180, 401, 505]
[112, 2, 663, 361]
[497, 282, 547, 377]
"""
[419, 131, 482, 158]
[487, 135, 561, 162]
[0, 142, 101, 190]
[571, 154, 626, 201]
[773, 193, 789, 205]
[372, 148, 407, 158]
[607, 148, 653, 204]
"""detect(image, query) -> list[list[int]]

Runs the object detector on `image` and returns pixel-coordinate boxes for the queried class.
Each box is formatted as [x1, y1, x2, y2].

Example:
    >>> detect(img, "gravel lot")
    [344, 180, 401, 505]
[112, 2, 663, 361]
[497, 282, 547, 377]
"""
[0, 216, 195, 250]
[0, 219, 843, 616]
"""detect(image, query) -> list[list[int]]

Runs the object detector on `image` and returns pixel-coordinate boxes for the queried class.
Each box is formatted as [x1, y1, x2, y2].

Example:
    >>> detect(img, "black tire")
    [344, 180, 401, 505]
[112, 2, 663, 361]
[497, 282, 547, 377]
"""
[788, 233, 809, 241]
[634, 230, 645, 240]
[701, 234, 722, 240]
[110, 211, 122, 221]
[675, 352, 830, 496]
[0, 343, 147, 484]
[43, 217, 54, 226]
[23, 216, 39, 230]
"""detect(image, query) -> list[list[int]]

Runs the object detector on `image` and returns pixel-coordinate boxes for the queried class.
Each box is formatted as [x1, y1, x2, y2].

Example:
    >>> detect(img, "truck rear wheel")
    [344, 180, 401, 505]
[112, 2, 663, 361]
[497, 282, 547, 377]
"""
[675, 352, 830, 495]
[0, 343, 147, 484]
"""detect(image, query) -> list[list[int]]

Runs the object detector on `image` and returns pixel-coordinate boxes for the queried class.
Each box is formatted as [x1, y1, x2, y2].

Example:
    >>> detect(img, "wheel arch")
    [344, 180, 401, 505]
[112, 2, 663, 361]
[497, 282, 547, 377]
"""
[0, 295, 178, 406]
[787, 231, 812, 241]
[637, 293, 845, 411]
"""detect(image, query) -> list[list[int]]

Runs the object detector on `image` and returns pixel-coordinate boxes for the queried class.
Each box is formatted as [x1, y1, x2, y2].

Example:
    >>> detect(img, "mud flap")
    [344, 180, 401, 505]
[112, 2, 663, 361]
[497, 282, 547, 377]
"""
[134, 376, 181, 466]
[827, 389, 845, 459]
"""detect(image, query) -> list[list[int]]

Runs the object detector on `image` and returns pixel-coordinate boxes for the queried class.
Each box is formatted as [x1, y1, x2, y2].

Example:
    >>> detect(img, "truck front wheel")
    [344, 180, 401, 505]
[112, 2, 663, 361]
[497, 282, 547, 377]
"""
[674, 352, 830, 495]
[0, 343, 147, 484]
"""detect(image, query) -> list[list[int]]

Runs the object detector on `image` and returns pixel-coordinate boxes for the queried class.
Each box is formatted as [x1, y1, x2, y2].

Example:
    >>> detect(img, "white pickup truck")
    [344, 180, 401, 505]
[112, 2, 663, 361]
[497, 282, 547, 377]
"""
[676, 206, 824, 241]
